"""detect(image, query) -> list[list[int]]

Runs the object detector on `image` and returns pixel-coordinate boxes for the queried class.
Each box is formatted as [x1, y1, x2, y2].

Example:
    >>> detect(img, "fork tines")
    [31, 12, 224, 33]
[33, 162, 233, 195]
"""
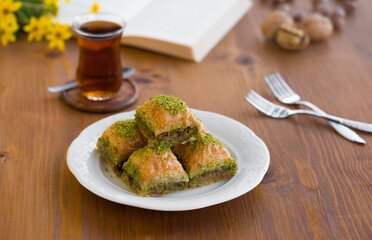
[245, 90, 275, 115]
[264, 73, 294, 99]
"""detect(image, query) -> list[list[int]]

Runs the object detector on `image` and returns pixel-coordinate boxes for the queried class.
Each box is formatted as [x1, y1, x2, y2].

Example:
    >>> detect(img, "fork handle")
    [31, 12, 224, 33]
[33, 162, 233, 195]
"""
[297, 101, 366, 143]
[297, 100, 327, 113]
[294, 109, 372, 133]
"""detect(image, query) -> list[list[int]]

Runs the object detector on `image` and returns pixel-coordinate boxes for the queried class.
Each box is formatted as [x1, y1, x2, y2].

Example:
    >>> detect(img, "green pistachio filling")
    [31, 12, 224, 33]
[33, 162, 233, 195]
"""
[135, 113, 155, 140]
[188, 159, 237, 187]
[150, 95, 187, 115]
[191, 158, 237, 178]
[97, 137, 125, 174]
[145, 180, 188, 196]
[136, 112, 198, 147]
[121, 164, 142, 192]
[157, 127, 198, 146]
[122, 173, 188, 197]
[97, 137, 116, 164]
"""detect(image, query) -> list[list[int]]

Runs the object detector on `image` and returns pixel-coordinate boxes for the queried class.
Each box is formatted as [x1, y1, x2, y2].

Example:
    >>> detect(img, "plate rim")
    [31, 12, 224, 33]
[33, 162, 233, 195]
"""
[67, 109, 270, 211]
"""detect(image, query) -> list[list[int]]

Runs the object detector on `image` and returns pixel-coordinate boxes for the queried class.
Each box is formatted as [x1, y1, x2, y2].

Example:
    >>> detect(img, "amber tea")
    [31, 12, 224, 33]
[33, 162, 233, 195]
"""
[73, 13, 126, 101]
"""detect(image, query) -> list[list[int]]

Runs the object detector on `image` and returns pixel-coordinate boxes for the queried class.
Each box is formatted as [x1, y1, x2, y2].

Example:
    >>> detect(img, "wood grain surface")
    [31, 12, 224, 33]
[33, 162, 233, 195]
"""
[1, 1, 372, 239]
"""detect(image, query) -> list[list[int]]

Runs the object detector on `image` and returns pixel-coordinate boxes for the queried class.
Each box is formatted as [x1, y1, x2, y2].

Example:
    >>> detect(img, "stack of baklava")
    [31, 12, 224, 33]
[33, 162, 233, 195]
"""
[97, 95, 237, 196]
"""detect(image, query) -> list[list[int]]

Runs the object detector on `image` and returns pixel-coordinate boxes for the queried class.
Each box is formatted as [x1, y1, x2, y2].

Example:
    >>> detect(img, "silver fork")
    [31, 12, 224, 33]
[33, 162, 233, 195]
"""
[245, 90, 372, 133]
[265, 73, 366, 144]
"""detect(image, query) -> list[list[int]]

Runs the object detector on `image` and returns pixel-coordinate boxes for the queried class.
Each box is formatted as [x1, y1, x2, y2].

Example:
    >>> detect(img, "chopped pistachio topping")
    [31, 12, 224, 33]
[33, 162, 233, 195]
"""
[112, 120, 139, 140]
[189, 132, 223, 151]
[135, 113, 155, 139]
[97, 137, 116, 163]
[150, 95, 187, 115]
[123, 162, 140, 179]
[132, 145, 170, 159]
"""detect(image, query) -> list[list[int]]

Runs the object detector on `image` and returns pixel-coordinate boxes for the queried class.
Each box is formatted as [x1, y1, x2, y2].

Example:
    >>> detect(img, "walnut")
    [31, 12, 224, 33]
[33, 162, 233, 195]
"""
[261, 10, 294, 40]
[302, 13, 333, 41]
[275, 23, 310, 50]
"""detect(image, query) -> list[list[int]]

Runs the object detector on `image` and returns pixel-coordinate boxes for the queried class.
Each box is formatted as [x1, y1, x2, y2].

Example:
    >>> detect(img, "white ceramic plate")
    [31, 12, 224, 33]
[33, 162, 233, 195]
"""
[67, 109, 270, 211]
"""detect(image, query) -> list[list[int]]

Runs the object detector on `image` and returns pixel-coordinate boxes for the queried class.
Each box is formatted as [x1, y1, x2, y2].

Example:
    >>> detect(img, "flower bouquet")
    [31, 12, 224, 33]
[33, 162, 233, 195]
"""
[0, 0, 99, 51]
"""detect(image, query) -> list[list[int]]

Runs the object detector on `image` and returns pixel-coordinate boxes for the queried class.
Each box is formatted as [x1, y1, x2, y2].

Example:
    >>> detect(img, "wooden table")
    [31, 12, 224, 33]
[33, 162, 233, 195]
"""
[1, 1, 371, 239]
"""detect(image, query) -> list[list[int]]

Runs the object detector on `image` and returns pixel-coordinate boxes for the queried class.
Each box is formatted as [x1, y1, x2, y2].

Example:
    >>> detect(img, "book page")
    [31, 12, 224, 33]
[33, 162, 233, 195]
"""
[55, 0, 252, 61]
[56, 0, 154, 25]
[124, 0, 249, 46]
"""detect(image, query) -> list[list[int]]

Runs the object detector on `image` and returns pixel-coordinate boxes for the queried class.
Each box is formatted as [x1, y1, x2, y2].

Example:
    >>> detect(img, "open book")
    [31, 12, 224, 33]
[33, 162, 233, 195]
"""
[56, 0, 253, 62]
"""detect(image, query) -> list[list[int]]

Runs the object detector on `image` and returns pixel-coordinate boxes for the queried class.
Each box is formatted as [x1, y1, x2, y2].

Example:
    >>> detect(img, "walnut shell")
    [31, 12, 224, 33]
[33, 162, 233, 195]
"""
[302, 13, 333, 41]
[275, 23, 310, 50]
[261, 10, 294, 40]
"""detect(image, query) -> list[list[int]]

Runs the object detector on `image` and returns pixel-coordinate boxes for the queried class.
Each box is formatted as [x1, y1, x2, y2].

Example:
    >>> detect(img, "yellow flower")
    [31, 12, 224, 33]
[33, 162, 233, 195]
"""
[46, 22, 72, 51]
[0, 17, 18, 46]
[44, 0, 58, 6]
[0, 29, 16, 46]
[44, 0, 58, 16]
[40, 16, 53, 28]
[0, 15, 18, 32]
[90, 2, 99, 13]
[0, 0, 22, 22]
[23, 16, 52, 42]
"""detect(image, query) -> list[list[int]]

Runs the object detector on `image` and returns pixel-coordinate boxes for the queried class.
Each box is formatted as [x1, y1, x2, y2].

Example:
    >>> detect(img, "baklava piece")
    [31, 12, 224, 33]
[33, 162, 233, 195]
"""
[97, 119, 147, 174]
[172, 133, 237, 188]
[135, 95, 203, 146]
[121, 146, 189, 196]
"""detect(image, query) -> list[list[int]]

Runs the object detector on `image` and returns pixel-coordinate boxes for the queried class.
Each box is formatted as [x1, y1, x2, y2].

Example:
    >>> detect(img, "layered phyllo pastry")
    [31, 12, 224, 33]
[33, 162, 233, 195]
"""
[135, 95, 203, 146]
[96, 95, 239, 197]
[172, 133, 237, 188]
[97, 120, 147, 174]
[121, 146, 189, 196]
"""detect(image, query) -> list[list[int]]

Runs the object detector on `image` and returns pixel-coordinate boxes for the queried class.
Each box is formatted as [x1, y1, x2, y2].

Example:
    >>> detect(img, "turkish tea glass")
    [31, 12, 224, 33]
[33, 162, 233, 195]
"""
[73, 13, 126, 101]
